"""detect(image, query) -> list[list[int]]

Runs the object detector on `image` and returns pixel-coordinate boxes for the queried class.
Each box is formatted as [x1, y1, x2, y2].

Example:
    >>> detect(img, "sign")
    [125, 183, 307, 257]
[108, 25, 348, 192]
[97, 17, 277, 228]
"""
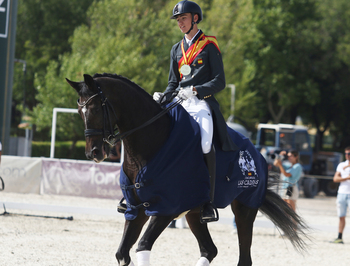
[41, 159, 123, 199]
[1, 155, 123, 200]
[0, 0, 9, 38]
[0, 156, 42, 194]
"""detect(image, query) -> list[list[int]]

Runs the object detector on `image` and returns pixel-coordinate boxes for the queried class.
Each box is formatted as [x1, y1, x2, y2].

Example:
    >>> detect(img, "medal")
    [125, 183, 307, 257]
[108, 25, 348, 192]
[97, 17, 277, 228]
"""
[180, 64, 191, 76]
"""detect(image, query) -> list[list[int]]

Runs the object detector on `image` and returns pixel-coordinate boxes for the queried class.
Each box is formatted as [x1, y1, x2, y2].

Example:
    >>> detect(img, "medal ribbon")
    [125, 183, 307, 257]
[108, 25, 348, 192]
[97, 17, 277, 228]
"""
[181, 33, 205, 66]
[178, 34, 220, 79]
[179, 33, 205, 78]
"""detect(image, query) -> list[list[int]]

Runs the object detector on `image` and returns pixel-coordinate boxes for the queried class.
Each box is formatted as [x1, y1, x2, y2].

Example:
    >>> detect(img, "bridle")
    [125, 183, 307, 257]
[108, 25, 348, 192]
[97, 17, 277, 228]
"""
[77, 85, 182, 146]
[77, 86, 118, 146]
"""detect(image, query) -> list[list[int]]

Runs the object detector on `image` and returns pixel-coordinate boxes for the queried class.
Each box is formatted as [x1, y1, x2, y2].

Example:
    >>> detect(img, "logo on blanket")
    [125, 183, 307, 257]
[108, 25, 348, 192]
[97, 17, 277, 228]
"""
[237, 150, 259, 188]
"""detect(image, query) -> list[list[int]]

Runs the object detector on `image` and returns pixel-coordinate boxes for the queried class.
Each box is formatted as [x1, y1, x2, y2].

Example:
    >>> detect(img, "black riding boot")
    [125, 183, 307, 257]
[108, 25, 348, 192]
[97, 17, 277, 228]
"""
[200, 145, 219, 223]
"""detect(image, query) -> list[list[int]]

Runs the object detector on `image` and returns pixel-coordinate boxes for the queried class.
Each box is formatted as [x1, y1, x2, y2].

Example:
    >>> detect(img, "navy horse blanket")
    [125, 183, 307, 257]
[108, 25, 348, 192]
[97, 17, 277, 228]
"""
[120, 104, 268, 220]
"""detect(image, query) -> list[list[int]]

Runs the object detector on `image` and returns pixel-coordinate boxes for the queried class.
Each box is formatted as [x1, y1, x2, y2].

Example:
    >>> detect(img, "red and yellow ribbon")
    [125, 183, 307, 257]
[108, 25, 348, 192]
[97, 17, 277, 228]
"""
[178, 34, 220, 79]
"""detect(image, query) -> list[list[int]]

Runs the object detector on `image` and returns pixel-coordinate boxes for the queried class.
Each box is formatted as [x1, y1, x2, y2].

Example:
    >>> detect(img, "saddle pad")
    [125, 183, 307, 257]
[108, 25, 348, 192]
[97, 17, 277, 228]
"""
[120, 105, 267, 220]
[120, 105, 210, 220]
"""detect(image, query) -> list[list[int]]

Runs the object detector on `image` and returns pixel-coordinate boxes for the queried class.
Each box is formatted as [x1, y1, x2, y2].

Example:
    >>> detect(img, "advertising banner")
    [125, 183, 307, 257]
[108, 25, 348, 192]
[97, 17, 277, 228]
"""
[0, 155, 42, 193]
[41, 159, 122, 199]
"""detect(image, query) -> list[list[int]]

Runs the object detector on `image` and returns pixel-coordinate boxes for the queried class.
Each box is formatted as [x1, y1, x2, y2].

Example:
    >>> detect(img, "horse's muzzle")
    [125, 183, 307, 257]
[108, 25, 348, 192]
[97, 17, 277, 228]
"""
[86, 146, 107, 163]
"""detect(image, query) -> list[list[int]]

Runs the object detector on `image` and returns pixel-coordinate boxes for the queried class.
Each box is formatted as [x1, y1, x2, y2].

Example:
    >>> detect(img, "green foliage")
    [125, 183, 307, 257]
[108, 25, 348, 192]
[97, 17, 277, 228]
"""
[14, 0, 94, 139]
[31, 0, 183, 141]
[31, 141, 87, 160]
[14, 0, 350, 154]
[207, 0, 262, 128]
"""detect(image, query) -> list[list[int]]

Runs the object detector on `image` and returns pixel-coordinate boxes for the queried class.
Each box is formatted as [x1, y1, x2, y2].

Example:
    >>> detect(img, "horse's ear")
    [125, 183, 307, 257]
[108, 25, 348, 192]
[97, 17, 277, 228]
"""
[66, 78, 81, 93]
[83, 74, 98, 93]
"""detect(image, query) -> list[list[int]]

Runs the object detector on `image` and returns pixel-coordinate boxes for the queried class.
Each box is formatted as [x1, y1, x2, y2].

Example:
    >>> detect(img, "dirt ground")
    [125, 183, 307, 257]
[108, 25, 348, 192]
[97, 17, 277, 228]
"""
[1, 191, 349, 266]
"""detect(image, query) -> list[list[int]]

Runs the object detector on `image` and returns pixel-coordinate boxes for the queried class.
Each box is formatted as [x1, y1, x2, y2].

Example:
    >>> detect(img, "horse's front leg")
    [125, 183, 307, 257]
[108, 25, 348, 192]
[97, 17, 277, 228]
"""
[185, 210, 218, 265]
[136, 215, 176, 266]
[116, 210, 149, 266]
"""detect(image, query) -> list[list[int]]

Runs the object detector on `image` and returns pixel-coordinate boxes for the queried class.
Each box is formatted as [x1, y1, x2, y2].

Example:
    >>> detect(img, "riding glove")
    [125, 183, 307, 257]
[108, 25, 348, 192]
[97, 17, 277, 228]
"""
[153, 92, 165, 103]
[177, 86, 197, 100]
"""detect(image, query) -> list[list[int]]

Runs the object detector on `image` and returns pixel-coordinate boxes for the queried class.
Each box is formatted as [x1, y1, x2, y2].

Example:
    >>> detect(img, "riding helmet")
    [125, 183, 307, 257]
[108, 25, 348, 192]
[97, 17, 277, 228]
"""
[170, 0, 203, 23]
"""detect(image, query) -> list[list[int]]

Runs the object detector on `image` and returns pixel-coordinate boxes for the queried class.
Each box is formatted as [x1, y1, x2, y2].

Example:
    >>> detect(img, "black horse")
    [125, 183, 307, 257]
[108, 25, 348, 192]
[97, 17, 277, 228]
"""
[67, 73, 308, 266]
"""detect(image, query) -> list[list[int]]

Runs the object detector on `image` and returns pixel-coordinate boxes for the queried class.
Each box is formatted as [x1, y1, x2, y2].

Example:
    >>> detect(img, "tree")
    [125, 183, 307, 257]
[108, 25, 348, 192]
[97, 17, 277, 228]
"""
[302, 0, 350, 150]
[18, 0, 350, 153]
[31, 0, 180, 143]
[13, 0, 94, 138]
[205, 0, 350, 151]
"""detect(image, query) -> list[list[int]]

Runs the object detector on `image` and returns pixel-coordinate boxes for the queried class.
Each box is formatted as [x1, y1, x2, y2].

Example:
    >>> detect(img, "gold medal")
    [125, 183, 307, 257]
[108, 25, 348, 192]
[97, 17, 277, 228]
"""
[180, 64, 191, 76]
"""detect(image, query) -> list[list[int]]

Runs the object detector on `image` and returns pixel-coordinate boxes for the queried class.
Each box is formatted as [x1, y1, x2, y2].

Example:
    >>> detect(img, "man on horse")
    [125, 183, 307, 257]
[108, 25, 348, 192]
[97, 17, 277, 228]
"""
[153, 0, 238, 223]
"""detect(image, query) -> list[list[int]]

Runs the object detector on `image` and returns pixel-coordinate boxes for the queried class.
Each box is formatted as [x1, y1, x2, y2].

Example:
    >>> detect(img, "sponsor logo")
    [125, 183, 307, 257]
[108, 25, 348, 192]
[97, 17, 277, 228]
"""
[237, 179, 259, 186]
[0, 167, 26, 178]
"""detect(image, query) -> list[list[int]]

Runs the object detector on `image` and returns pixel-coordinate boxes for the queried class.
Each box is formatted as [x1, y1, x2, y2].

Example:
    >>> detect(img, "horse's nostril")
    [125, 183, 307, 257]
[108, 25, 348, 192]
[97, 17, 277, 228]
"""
[86, 152, 93, 160]
[91, 147, 99, 158]
[86, 147, 98, 160]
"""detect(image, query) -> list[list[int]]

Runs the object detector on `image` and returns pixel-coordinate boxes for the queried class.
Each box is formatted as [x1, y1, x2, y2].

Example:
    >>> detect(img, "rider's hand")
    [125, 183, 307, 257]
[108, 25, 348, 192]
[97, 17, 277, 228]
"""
[153, 92, 164, 103]
[177, 86, 197, 100]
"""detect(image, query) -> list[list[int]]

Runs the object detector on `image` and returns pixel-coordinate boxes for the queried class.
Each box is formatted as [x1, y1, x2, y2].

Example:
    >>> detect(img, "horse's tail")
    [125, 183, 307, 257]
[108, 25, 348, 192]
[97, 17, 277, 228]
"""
[259, 175, 309, 252]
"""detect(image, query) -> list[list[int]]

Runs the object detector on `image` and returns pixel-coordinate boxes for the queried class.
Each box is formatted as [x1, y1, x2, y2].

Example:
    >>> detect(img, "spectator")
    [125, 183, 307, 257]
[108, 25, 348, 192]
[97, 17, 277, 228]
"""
[331, 146, 350, 244]
[273, 150, 303, 212]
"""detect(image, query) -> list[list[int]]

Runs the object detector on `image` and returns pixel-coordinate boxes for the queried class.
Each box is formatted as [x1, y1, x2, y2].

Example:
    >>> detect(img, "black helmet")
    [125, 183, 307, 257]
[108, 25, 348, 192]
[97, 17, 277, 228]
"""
[170, 0, 203, 23]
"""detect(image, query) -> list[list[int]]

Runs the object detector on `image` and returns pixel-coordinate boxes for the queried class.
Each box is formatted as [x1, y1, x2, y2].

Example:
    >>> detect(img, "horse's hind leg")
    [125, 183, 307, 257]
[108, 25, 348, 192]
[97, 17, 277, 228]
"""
[186, 210, 218, 265]
[116, 210, 149, 266]
[231, 200, 258, 266]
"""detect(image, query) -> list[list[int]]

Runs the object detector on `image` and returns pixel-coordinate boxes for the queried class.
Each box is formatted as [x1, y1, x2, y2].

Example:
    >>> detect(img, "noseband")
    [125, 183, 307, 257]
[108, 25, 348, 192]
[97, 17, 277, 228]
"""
[77, 85, 182, 146]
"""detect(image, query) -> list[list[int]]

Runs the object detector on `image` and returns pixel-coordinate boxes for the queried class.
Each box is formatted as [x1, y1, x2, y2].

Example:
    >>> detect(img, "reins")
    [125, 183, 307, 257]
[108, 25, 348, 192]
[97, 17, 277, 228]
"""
[77, 86, 182, 146]
[115, 97, 182, 142]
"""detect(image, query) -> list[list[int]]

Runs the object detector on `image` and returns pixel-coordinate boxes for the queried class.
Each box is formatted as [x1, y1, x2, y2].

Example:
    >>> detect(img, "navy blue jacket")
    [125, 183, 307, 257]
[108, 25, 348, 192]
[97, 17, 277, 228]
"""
[165, 30, 238, 151]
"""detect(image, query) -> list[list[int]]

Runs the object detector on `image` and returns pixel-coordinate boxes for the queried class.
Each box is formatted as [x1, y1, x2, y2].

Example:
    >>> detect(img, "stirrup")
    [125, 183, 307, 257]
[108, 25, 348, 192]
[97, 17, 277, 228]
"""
[200, 203, 219, 224]
[117, 197, 127, 213]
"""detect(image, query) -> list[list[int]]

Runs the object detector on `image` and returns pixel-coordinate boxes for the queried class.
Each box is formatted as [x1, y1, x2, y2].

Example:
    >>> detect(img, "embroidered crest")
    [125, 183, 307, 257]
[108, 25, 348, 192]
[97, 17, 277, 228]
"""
[237, 150, 260, 188]
[238, 150, 258, 178]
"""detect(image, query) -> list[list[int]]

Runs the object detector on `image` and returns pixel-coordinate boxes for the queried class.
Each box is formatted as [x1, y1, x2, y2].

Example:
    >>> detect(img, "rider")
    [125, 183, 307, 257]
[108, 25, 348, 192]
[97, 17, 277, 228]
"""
[153, 0, 238, 223]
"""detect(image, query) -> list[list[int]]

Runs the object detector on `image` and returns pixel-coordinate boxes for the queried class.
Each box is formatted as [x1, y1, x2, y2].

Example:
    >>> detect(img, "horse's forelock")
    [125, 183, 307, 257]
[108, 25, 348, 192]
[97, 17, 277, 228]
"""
[80, 82, 95, 98]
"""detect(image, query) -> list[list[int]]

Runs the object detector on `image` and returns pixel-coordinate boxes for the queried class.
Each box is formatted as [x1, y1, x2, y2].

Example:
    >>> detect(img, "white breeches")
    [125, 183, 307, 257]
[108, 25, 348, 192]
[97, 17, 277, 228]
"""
[180, 96, 213, 154]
